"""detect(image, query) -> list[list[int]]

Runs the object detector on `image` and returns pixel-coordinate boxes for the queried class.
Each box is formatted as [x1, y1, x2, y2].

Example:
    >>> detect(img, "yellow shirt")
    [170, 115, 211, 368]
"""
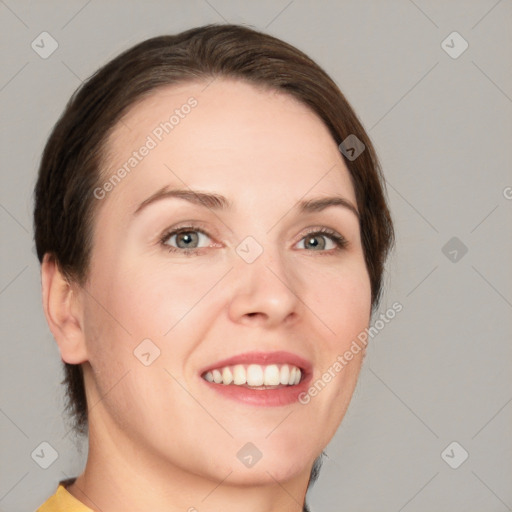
[37, 479, 93, 512]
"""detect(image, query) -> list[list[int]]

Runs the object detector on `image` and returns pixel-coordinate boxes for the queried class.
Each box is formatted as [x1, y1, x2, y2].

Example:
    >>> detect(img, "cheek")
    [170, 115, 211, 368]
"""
[83, 259, 229, 386]
[115, 261, 227, 337]
[81, 263, 201, 431]
[306, 257, 372, 339]
[305, 258, 371, 391]
[87, 260, 208, 340]
[289, 260, 370, 450]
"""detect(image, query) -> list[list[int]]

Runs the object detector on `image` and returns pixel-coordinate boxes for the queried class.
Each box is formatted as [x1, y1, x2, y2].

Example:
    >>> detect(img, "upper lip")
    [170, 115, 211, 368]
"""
[199, 351, 313, 376]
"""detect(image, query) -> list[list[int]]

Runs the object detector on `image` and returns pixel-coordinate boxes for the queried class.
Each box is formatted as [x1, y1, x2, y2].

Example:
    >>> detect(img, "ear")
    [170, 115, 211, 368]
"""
[41, 253, 88, 364]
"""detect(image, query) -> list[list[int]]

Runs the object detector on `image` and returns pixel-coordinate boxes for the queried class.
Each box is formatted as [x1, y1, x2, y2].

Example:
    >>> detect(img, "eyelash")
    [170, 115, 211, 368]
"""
[159, 224, 349, 257]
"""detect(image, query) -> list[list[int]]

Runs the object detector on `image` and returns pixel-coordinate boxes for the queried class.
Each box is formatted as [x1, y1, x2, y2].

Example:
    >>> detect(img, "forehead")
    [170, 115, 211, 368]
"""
[99, 77, 356, 213]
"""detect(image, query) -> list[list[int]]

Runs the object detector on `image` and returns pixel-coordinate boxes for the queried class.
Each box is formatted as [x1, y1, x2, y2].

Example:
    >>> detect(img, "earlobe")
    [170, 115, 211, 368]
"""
[41, 253, 88, 364]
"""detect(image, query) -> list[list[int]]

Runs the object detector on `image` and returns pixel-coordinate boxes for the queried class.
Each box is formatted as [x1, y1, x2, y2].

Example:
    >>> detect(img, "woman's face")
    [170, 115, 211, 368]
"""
[79, 77, 371, 485]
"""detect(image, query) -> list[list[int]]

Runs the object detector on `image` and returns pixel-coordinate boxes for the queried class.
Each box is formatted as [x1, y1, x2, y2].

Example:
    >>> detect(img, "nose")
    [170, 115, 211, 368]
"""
[227, 244, 301, 328]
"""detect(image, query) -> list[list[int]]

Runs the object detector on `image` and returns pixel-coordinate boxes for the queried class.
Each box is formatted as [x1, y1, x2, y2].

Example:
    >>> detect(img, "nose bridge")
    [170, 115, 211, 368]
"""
[227, 232, 300, 325]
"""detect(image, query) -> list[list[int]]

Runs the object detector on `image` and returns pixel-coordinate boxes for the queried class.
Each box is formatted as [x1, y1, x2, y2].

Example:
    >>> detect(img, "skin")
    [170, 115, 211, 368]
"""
[41, 77, 372, 512]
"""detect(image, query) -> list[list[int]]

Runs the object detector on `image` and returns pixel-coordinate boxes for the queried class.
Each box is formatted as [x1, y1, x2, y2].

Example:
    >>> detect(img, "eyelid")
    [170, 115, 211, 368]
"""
[159, 223, 218, 246]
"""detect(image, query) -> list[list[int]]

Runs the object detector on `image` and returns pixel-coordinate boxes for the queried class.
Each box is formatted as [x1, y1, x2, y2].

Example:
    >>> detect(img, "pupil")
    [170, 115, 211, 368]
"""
[178, 232, 197, 248]
[307, 236, 324, 250]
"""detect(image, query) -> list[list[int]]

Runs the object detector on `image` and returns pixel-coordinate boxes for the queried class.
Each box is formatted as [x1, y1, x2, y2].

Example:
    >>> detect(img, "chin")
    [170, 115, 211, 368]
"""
[225, 444, 314, 486]
[224, 462, 310, 487]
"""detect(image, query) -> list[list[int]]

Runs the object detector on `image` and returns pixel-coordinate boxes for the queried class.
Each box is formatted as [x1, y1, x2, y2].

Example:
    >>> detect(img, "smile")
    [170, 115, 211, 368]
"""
[199, 351, 312, 406]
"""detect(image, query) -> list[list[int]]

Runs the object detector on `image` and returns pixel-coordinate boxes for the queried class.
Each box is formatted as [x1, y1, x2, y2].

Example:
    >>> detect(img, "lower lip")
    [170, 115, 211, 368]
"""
[200, 373, 312, 406]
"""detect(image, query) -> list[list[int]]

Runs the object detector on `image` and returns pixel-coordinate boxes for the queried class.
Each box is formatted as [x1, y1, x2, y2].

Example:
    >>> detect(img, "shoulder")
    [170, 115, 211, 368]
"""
[36, 478, 92, 512]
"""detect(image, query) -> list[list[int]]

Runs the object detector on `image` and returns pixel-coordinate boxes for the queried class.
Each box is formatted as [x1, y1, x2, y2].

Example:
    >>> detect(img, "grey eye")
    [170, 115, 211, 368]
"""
[164, 229, 211, 250]
[297, 233, 336, 251]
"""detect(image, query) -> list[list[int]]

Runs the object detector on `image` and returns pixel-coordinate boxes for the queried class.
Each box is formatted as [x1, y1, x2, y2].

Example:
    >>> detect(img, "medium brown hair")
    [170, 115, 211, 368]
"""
[33, 22, 394, 499]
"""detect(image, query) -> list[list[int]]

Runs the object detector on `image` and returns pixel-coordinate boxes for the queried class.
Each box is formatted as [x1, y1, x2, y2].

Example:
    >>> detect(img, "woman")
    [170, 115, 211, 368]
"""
[34, 23, 394, 511]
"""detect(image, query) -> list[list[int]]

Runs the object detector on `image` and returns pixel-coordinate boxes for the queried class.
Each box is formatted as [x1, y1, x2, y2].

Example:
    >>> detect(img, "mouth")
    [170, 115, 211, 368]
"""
[199, 351, 312, 406]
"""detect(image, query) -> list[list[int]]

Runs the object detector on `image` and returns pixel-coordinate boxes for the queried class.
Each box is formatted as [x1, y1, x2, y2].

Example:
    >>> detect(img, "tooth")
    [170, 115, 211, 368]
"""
[289, 366, 297, 386]
[247, 364, 264, 386]
[233, 364, 246, 385]
[212, 369, 223, 384]
[294, 368, 301, 385]
[222, 366, 233, 385]
[204, 371, 214, 382]
[264, 364, 280, 386]
[280, 364, 290, 385]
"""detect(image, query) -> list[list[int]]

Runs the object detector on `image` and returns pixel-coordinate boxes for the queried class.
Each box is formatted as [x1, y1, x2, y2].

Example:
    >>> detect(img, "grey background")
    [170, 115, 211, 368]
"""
[1, 0, 511, 510]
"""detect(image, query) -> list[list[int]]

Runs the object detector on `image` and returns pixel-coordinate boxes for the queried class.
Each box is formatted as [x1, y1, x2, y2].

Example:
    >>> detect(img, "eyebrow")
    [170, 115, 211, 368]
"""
[133, 186, 360, 220]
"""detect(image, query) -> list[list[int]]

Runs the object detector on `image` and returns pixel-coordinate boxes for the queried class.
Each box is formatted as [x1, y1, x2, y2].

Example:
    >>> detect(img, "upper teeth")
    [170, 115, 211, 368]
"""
[203, 364, 302, 386]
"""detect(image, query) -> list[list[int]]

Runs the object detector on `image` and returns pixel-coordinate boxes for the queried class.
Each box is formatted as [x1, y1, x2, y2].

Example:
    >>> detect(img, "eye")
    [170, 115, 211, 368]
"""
[160, 225, 213, 256]
[296, 227, 348, 252]
[159, 225, 348, 257]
